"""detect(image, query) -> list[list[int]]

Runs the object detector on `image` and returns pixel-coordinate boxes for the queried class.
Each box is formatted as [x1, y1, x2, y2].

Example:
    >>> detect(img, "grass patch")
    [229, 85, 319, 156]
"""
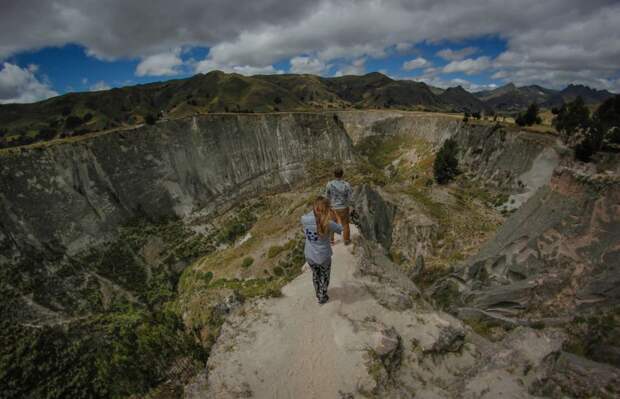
[267, 239, 297, 259]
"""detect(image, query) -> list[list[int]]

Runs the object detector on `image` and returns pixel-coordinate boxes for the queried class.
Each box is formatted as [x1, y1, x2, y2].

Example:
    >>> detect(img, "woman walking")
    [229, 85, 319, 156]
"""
[301, 196, 343, 304]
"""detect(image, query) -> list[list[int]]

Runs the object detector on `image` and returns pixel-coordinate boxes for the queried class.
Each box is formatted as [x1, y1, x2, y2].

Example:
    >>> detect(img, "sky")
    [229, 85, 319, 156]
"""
[0, 0, 619, 104]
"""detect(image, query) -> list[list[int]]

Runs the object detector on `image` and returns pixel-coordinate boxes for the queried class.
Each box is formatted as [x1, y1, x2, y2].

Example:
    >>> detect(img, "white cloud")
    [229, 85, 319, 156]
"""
[436, 47, 478, 61]
[289, 56, 327, 74]
[136, 49, 183, 76]
[0, 62, 57, 104]
[0, 1, 619, 91]
[402, 57, 430, 71]
[334, 58, 366, 76]
[395, 42, 414, 53]
[443, 56, 492, 75]
[194, 59, 283, 76]
[89, 81, 111, 91]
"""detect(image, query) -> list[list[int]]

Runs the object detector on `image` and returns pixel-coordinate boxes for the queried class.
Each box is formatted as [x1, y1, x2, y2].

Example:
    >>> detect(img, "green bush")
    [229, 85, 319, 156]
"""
[433, 138, 459, 184]
[554, 96, 591, 142]
[0, 308, 205, 399]
[241, 257, 254, 268]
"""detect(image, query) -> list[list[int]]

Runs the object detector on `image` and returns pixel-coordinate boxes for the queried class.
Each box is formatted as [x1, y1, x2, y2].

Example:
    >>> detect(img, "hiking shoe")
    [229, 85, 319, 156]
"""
[318, 295, 330, 304]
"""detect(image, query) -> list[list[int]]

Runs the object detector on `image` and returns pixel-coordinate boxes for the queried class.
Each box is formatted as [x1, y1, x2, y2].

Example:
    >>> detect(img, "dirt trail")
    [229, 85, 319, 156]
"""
[190, 223, 571, 399]
[202, 226, 381, 398]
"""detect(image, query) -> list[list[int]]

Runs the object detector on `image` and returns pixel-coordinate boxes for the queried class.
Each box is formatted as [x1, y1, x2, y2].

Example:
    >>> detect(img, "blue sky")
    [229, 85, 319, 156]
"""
[1, 1, 619, 103]
[4, 36, 508, 97]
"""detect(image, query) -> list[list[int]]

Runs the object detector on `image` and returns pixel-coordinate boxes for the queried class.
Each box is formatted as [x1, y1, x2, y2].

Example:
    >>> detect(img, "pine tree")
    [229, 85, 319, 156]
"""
[433, 138, 459, 184]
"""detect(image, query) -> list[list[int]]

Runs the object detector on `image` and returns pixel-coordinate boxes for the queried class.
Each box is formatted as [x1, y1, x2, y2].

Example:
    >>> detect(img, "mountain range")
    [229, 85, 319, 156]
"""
[0, 71, 615, 148]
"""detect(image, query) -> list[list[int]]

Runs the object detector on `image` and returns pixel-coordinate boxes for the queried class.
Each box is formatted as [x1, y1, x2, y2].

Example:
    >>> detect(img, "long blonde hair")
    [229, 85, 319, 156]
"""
[313, 196, 332, 237]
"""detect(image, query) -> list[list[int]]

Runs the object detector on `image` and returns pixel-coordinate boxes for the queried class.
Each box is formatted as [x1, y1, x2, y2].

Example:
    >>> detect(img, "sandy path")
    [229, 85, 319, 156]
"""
[204, 226, 378, 398]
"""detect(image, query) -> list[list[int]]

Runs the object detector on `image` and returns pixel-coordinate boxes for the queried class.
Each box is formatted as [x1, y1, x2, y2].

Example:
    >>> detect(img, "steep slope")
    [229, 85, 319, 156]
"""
[254, 73, 347, 108]
[0, 113, 353, 318]
[439, 86, 491, 113]
[430, 163, 620, 370]
[432, 164, 620, 309]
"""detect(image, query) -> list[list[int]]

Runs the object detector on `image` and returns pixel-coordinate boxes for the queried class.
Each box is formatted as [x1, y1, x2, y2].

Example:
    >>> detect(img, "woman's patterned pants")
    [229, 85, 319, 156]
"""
[308, 259, 332, 302]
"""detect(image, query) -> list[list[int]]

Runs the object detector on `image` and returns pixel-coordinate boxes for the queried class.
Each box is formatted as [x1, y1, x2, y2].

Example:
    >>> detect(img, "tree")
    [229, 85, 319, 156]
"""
[472, 111, 481, 119]
[593, 95, 620, 145]
[433, 138, 459, 184]
[553, 96, 607, 162]
[553, 96, 590, 143]
[515, 103, 542, 126]
[462, 112, 470, 123]
[515, 113, 526, 126]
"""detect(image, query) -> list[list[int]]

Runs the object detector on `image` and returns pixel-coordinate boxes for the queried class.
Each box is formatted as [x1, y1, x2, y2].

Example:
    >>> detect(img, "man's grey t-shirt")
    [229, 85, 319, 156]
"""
[325, 179, 352, 209]
[301, 211, 342, 265]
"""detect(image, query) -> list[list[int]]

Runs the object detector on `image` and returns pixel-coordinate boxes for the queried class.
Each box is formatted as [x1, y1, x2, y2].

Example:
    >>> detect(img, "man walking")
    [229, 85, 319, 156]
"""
[325, 167, 352, 245]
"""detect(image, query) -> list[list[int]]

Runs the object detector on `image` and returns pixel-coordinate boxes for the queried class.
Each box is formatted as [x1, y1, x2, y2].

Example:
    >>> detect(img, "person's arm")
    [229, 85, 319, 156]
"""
[329, 220, 343, 235]
[325, 181, 331, 199]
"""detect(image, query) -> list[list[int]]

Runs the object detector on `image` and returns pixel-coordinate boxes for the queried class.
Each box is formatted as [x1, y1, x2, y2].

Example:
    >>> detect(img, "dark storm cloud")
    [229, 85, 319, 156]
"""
[0, 0, 619, 90]
[0, 0, 321, 59]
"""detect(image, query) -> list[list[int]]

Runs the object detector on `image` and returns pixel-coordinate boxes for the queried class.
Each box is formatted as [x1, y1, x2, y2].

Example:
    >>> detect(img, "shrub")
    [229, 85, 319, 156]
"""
[144, 114, 157, 125]
[554, 96, 591, 142]
[241, 257, 254, 268]
[515, 103, 542, 127]
[433, 138, 459, 184]
[202, 271, 214, 284]
[593, 95, 620, 145]
[64, 115, 83, 130]
[553, 96, 606, 161]
[267, 245, 285, 259]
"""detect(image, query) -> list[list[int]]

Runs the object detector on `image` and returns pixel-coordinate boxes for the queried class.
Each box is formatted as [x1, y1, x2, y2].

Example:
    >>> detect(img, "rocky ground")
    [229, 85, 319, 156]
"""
[188, 227, 619, 398]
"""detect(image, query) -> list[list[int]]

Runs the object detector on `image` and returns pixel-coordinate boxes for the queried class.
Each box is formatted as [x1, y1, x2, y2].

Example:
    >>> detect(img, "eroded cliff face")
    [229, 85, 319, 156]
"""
[0, 113, 353, 262]
[432, 165, 620, 319]
[0, 111, 560, 266]
[339, 110, 560, 193]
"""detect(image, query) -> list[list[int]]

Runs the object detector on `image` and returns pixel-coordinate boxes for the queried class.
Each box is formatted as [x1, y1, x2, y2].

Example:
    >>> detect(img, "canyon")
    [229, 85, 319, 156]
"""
[1, 110, 618, 398]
